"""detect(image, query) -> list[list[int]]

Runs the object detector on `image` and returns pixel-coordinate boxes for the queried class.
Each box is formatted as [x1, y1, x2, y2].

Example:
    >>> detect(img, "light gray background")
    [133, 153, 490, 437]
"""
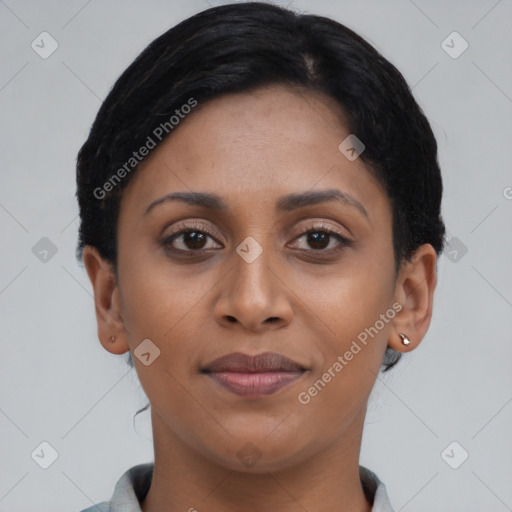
[1, 0, 511, 511]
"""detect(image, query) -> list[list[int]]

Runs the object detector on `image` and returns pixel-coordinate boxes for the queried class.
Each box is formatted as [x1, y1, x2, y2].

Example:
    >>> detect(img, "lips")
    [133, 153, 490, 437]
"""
[203, 352, 306, 373]
[202, 352, 307, 397]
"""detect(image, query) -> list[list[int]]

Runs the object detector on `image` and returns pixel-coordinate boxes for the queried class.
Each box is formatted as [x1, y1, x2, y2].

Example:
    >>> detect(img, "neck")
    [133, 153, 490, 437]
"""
[141, 407, 372, 512]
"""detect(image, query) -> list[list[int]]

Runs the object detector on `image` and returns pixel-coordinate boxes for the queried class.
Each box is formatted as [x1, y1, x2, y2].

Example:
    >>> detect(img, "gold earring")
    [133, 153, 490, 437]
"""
[398, 333, 411, 346]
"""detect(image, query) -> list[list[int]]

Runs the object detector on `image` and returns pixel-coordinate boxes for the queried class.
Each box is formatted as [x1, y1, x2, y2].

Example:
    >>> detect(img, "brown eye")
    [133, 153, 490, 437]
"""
[292, 225, 352, 252]
[172, 231, 209, 250]
[162, 222, 223, 253]
[305, 231, 331, 250]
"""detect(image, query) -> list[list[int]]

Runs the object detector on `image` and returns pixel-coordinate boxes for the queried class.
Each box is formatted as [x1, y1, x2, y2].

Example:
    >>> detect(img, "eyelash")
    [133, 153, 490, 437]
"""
[161, 221, 353, 256]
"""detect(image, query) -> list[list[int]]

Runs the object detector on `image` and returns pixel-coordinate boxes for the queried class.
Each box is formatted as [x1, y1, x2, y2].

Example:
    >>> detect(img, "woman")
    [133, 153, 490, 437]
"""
[76, 2, 445, 511]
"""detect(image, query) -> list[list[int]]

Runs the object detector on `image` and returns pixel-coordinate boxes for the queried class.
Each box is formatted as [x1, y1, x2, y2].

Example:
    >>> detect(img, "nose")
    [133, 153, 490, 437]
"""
[214, 245, 293, 333]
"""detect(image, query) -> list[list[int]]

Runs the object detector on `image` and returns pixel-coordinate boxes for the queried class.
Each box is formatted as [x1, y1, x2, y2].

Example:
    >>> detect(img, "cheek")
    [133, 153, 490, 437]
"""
[293, 257, 393, 409]
[117, 254, 219, 388]
[294, 293, 390, 434]
[298, 256, 394, 342]
[118, 252, 201, 336]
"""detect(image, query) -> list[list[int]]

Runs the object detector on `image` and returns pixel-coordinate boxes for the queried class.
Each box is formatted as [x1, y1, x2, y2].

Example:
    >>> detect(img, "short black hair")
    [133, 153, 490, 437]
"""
[76, 1, 446, 372]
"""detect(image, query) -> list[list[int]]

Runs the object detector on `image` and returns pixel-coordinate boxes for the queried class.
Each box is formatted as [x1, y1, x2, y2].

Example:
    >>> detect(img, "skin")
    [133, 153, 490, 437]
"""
[84, 85, 437, 512]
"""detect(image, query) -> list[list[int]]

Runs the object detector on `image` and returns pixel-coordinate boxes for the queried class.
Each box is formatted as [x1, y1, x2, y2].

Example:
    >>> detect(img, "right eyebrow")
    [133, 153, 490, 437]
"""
[275, 189, 369, 219]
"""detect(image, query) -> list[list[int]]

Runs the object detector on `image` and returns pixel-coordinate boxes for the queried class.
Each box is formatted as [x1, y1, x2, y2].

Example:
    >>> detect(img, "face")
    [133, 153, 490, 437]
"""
[108, 86, 401, 471]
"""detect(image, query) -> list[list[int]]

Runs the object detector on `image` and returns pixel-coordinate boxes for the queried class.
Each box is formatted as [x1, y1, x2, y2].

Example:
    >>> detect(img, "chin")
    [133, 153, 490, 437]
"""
[203, 431, 313, 474]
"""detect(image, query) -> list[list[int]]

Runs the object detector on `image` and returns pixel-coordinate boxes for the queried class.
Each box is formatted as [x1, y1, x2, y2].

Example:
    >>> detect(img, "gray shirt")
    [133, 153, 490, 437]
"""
[79, 463, 395, 511]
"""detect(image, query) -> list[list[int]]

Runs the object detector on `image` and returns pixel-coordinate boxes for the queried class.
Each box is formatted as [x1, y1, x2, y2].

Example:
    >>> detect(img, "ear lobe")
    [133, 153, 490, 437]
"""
[389, 243, 438, 352]
[82, 246, 130, 355]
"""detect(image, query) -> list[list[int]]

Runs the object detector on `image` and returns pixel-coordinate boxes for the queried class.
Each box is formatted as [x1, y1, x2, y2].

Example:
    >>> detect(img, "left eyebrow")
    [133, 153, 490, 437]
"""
[143, 188, 369, 219]
[144, 192, 228, 216]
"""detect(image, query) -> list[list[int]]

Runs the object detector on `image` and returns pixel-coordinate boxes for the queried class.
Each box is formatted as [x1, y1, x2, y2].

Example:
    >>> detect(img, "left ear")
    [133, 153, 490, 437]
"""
[389, 243, 438, 352]
[82, 245, 130, 356]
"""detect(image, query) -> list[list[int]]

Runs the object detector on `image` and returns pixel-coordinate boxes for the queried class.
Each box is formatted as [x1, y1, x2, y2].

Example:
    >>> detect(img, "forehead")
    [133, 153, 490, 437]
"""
[120, 85, 390, 224]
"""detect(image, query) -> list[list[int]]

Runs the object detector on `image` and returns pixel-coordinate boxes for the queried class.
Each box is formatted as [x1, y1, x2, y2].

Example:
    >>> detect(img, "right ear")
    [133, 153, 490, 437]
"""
[82, 246, 130, 355]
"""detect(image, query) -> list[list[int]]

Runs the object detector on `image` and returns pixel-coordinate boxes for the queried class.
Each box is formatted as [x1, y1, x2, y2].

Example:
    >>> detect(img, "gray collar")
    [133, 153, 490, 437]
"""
[80, 462, 395, 512]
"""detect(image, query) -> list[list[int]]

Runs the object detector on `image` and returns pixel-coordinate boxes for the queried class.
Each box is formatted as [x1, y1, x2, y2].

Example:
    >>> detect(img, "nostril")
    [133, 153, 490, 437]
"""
[226, 315, 237, 323]
[265, 317, 279, 323]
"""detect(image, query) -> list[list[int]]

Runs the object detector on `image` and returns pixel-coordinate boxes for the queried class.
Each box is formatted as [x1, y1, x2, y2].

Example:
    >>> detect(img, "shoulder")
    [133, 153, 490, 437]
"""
[359, 465, 396, 512]
[77, 462, 154, 512]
